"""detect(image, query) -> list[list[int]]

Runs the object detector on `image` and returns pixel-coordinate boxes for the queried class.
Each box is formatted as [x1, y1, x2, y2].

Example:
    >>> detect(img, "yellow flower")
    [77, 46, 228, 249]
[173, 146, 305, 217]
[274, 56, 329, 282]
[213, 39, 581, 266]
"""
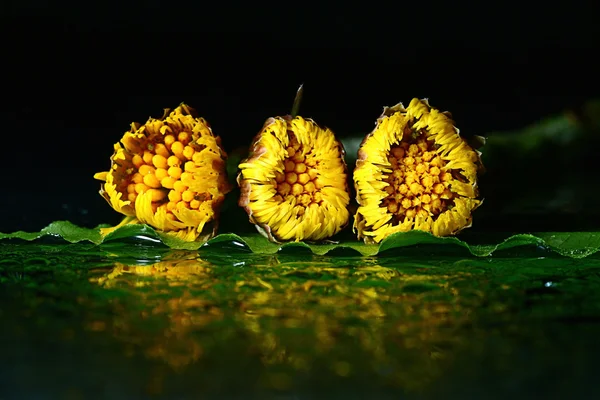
[94, 104, 230, 242]
[237, 116, 350, 242]
[353, 98, 484, 243]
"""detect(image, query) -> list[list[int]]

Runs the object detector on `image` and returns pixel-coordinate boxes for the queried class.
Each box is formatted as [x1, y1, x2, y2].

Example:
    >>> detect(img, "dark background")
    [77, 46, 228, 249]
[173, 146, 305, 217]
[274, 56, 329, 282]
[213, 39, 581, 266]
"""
[2, 2, 599, 233]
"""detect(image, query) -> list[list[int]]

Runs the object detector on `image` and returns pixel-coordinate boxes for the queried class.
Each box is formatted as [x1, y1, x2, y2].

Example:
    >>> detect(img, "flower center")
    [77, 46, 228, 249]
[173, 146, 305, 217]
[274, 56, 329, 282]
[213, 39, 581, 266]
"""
[123, 131, 209, 217]
[273, 132, 325, 215]
[382, 136, 456, 222]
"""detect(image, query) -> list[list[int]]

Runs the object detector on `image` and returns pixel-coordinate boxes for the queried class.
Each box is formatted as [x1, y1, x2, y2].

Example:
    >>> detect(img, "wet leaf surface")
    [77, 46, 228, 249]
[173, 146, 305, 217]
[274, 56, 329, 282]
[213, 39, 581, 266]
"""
[1, 221, 599, 258]
[1, 242, 600, 398]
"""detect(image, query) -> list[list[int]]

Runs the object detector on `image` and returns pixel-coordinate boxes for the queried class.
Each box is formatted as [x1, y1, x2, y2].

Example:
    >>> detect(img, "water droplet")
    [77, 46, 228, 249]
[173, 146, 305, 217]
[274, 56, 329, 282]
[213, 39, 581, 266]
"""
[132, 235, 162, 244]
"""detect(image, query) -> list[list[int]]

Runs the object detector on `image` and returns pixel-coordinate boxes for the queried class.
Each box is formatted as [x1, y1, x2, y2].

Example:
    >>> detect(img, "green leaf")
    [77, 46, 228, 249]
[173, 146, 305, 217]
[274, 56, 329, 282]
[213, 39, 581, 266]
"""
[1, 221, 599, 258]
[0, 221, 104, 244]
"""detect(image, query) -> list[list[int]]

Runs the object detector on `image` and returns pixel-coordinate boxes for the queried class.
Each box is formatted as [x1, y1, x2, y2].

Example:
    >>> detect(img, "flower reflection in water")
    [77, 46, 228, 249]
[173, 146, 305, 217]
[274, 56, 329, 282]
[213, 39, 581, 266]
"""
[88, 254, 476, 392]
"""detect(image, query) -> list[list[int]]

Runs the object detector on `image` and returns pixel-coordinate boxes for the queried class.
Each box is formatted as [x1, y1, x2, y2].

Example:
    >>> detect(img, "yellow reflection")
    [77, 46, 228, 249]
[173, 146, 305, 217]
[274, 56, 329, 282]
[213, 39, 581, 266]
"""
[89, 256, 218, 370]
[89, 256, 474, 391]
[94, 259, 212, 288]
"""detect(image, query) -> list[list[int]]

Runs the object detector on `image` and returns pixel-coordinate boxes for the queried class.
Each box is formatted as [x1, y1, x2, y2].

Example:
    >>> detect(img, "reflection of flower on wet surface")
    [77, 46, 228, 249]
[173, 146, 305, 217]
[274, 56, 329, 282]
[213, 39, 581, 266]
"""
[90, 257, 220, 370]
[88, 255, 478, 391]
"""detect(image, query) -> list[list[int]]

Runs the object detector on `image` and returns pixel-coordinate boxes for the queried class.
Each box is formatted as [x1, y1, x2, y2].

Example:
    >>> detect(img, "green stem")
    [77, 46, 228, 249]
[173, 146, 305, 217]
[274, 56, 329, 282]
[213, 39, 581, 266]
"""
[291, 84, 304, 118]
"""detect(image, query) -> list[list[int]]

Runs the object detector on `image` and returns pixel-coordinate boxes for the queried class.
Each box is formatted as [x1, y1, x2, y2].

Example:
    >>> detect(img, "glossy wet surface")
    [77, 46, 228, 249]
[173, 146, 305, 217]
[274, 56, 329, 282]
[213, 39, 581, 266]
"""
[1, 241, 600, 399]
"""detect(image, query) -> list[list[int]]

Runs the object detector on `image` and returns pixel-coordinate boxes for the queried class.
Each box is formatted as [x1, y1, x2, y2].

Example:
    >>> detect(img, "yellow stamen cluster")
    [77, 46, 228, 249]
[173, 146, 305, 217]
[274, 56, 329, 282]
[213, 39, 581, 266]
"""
[124, 131, 212, 212]
[94, 104, 230, 242]
[382, 139, 455, 221]
[353, 98, 483, 243]
[238, 116, 350, 242]
[273, 133, 325, 213]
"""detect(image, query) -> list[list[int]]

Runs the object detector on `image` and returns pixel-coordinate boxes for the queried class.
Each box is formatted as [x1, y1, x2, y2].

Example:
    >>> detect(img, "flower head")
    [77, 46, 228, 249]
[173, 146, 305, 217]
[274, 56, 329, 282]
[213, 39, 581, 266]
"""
[94, 104, 230, 242]
[353, 98, 483, 243]
[238, 116, 350, 242]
